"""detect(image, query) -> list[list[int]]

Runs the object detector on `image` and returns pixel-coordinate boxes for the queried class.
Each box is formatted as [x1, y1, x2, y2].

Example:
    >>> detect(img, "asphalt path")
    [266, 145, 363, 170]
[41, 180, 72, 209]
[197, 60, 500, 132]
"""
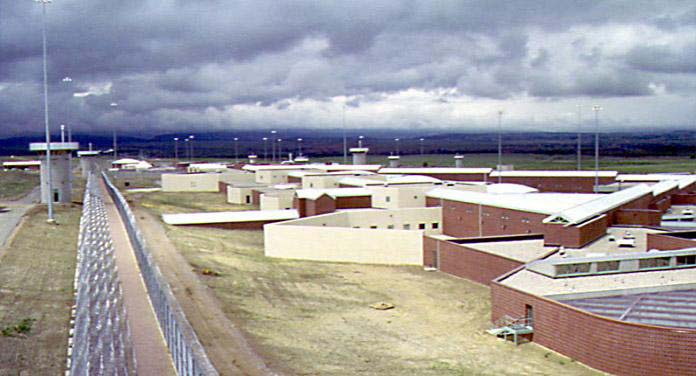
[0, 187, 40, 256]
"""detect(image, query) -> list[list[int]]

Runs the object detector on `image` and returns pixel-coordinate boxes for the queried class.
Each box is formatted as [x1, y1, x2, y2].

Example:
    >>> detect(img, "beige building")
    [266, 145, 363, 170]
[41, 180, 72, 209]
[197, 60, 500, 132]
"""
[264, 207, 442, 265]
[161, 173, 219, 192]
[219, 169, 256, 185]
[227, 184, 262, 205]
[260, 190, 295, 211]
[370, 185, 437, 209]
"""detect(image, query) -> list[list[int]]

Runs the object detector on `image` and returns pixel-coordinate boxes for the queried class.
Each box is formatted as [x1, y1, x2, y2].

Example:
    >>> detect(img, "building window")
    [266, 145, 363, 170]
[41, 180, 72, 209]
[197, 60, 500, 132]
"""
[677, 255, 696, 266]
[639, 257, 671, 270]
[418, 223, 426, 230]
[310, 183, 314, 188]
[387, 224, 394, 229]
[413, 195, 418, 199]
[431, 223, 439, 229]
[596, 261, 620, 272]
[556, 263, 591, 276]
[403, 224, 411, 230]
[370, 225, 378, 229]
[386, 196, 391, 202]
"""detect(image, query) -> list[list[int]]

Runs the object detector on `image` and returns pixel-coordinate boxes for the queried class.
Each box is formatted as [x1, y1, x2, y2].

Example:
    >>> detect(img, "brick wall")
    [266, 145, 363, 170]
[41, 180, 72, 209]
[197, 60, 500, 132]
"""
[424, 237, 522, 285]
[218, 181, 228, 194]
[495, 176, 615, 193]
[673, 194, 696, 205]
[543, 214, 608, 248]
[335, 196, 372, 209]
[305, 195, 336, 217]
[188, 220, 278, 230]
[615, 209, 662, 226]
[491, 281, 696, 376]
[647, 233, 696, 251]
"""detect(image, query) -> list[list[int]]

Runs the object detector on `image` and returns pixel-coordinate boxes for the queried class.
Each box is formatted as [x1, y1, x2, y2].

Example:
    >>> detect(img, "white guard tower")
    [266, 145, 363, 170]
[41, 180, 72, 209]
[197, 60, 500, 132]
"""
[454, 154, 464, 168]
[388, 155, 400, 168]
[30, 142, 79, 204]
[77, 150, 100, 178]
[350, 147, 369, 165]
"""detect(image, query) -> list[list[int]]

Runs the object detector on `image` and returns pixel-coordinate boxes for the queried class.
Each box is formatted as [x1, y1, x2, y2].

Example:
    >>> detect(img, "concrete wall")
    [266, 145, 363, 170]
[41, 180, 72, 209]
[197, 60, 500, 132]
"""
[255, 170, 291, 184]
[265, 207, 442, 265]
[371, 186, 432, 209]
[302, 175, 342, 189]
[227, 186, 255, 205]
[490, 280, 696, 376]
[219, 170, 255, 185]
[260, 192, 295, 211]
[161, 173, 219, 192]
[424, 237, 523, 285]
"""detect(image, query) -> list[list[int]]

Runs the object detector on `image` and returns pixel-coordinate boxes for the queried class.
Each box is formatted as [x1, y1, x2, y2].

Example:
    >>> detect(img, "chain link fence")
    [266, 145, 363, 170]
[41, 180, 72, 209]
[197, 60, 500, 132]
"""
[101, 171, 218, 376]
[69, 173, 136, 375]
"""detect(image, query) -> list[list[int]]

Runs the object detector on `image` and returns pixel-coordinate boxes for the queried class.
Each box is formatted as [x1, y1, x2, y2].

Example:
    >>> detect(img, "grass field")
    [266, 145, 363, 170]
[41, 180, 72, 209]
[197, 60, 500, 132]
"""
[132, 191, 598, 375]
[0, 205, 79, 375]
[0, 171, 39, 200]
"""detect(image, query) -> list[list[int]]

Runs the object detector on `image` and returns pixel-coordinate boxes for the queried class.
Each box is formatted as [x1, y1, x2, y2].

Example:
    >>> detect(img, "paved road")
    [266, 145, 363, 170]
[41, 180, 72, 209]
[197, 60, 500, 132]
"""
[100, 180, 177, 376]
[0, 187, 40, 254]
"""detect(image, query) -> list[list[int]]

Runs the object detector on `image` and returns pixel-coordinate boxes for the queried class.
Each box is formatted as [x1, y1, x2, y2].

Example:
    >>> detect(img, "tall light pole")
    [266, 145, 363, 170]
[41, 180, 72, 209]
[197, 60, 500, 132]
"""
[342, 105, 347, 164]
[297, 138, 303, 156]
[419, 138, 425, 156]
[110, 102, 119, 159]
[358, 135, 364, 148]
[394, 138, 400, 156]
[262, 137, 268, 162]
[189, 135, 195, 160]
[62, 77, 73, 187]
[497, 110, 504, 184]
[185, 138, 190, 160]
[577, 104, 583, 170]
[277, 138, 283, 161]
[233, 137, 239, 164]
[60, 124, 65, 142]
[270, 130, 277, 163]
[173, 137, 179, 163]
[593, 105, 602, 193]
[37, 0, 54, 222]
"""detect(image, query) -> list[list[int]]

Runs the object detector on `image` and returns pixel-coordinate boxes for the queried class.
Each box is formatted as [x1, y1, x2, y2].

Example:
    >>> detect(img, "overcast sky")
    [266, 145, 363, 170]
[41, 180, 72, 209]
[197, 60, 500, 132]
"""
[0, 1, 694, 137]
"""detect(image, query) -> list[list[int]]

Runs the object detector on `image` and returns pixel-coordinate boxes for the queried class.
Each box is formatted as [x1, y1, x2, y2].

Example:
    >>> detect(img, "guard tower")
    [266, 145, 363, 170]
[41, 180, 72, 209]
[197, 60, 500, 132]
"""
[454, 155, 464, 168]
[77, 150, 100, 178]
[30, 142, 79, 204]
[349, 147, 369, 165]
[388, 155, 400, 168]
[248, 155, 258, 164]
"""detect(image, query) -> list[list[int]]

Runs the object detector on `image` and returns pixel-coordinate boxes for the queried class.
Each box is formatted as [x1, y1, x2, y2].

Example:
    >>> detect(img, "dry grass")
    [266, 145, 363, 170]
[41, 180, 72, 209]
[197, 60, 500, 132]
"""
[126, 191, 243, 214]
[0, 205, 79, 375]
[0, 171, 39, 201]
[132, 192, 599, 375]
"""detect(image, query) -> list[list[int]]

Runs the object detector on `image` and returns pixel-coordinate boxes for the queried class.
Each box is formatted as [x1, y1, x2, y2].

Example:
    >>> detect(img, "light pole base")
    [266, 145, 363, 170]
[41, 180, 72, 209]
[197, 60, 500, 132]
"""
[46, 218, 56, 224]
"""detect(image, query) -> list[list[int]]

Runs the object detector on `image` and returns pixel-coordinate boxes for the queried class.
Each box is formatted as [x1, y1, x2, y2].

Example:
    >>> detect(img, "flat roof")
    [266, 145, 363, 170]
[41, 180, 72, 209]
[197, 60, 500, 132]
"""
[295, 188, 372, 200]
[546, 227, 663, 259]
[617, 174, 692, 182]
[463, 238, 553, 263]
[543, 184, 652, 225]
[651, 180, 679, 196]
[29, 142, 79, 152]
[427, 188, 598, 215]
[379, 167, 492, 174]
[490, 170, 618, 178]
[2, 160, 40, 166]
[501, 265, 696, 297]
[338, 176, 389, 187]
[162, 209, 298, 225]
[77, 151, 100, 157]
[560, 288, 696, 329]
[287, 170, 375, 178]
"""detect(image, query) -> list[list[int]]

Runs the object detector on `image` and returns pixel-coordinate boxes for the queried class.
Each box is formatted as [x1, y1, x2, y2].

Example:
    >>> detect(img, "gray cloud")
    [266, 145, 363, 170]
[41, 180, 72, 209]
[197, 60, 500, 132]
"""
[0, 0, 695, 136]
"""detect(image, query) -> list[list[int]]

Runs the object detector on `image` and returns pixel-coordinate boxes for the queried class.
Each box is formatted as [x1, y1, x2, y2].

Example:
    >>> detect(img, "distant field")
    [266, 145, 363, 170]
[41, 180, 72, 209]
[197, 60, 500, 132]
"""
[130, 191, 598, 375]
[0, 205, 79, 374]
[0, 171, 38, 200]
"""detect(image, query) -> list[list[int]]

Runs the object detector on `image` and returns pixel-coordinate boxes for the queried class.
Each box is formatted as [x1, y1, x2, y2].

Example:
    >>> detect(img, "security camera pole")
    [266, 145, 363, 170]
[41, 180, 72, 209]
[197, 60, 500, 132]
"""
[593, 105, 602, 193]
[37, 0, 54, 222]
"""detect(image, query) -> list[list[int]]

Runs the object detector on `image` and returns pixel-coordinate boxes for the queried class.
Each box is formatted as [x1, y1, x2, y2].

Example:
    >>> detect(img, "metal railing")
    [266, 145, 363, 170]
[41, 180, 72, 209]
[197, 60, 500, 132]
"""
[101, 171, 218, 376]
[69, 173, 136, 375]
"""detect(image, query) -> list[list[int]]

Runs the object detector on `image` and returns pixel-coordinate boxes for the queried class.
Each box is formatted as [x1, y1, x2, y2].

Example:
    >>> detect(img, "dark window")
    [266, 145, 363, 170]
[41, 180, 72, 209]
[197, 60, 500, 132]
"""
[370, 225, 377, 229]
[639, 257, 671, 269]
[431, 223, 439, 229]
[418, 223, 426, 230]
[676, 255, 696, 266]
[245, 195, 251, 204]
[596, 261, 620, 272]
[403, 224, 411, 230]
[556, 263, 591, 275]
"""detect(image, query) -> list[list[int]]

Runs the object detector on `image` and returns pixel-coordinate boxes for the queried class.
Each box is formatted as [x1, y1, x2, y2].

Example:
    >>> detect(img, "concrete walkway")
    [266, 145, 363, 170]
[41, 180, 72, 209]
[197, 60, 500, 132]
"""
[0, 187, 39, 255]
[100, 181, 177, 375]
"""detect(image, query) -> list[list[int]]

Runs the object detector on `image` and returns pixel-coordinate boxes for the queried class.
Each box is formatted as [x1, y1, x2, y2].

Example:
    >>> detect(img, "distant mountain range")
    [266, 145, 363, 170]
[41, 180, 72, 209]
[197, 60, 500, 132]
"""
[2, 129, 694, 159]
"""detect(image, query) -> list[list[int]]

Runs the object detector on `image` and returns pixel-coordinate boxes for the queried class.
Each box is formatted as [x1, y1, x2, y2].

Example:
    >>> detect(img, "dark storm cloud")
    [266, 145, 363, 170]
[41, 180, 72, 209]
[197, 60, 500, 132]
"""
[0, 0, 695, 136]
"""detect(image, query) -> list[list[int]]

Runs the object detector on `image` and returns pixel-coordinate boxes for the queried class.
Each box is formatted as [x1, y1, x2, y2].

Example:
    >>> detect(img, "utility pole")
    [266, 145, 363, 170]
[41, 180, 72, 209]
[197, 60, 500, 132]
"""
[497, 110, 504, 184]
[234, 137, 239, 164]
[593, 105, 602, 193]
[37, 0, 54, 222]
[173, 137, 179, 163]
[271, 130, 277, 163]
[262, 137, 268, 162]
[577, 104, 583, 170]
[342, 105, 347, 164]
